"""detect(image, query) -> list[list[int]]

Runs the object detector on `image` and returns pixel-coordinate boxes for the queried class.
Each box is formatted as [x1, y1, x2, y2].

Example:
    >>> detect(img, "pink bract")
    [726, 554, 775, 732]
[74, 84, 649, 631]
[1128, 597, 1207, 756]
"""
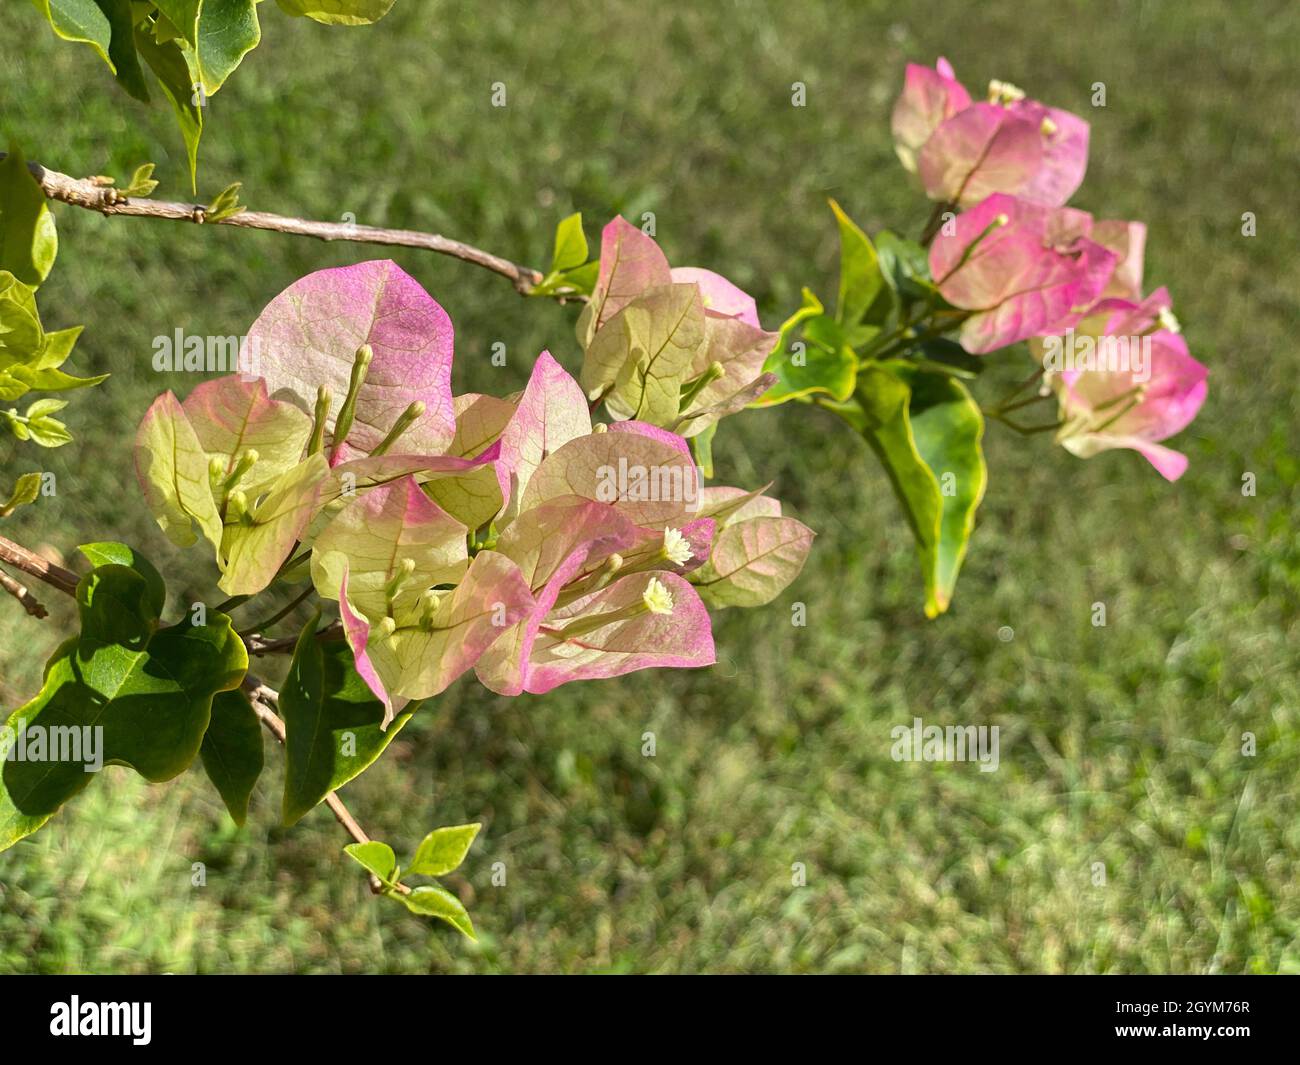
[930, 193, 1117, 353]
[244, 259, 456, 454]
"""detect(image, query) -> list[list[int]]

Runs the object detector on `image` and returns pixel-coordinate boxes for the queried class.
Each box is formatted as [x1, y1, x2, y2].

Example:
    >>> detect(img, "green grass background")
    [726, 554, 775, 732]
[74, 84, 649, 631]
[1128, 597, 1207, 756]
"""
[1, 0, 1297, 973]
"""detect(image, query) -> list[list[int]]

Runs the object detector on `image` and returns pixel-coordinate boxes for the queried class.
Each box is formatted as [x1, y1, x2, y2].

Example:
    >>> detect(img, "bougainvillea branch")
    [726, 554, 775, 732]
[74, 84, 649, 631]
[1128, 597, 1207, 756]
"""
[11, 156, 545, 295]
[241, 679, 411, 897]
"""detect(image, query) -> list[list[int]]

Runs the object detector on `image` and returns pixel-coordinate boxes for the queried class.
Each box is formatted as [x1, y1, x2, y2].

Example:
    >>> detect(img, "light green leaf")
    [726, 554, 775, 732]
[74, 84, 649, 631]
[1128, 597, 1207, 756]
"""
[274, 0, 396, 26]
[24, 410, 72, 448]
[0, 146, 57, 288]
[0, 565, 247, 851]
[280, 622, 419, 826]
[204, 180, 244, 222]
[199, 689, 263, 826]
[0, 272, 45, 364]
[6, 364, 107, 393]
[397, 884, 476, 939]
[344, 840, 398, 882]
[550, 213, 588, 274]
[756, 324, 857, 407]
[29, 325, 81, 371]
[0, 472, 42, 518]
[121, 162, 159, 198]
[407, 823, 480, 878]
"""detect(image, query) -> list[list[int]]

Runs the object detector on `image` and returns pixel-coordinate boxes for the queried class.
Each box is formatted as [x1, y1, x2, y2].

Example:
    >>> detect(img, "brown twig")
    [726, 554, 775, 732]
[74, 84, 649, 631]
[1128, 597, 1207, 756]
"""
[0, 567, 49, 618]
[0, 534, 79, 597]
[242, 678, 410, 896]
[245, 620, 343, 656]
[15, 156, 546, 296]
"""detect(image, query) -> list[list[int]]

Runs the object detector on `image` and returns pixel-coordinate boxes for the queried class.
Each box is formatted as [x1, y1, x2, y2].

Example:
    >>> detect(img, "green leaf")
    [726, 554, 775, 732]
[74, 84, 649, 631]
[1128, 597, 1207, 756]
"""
[757, 328, 857, 406]
[121, 162, 159, 198]
[28, 1, 113, 70]
[153, 1, 261, 96]
[0, 565, 247, 851]
[407, 823, 480, 878]
[550, 212, 588, 274]
[0, 272, 45, 363]
[204, 180, 244, 222]
[29, 325, 81, 372]
[344, 840, 397, 882]
[199, 689, 263, 825]
[274, 0, 396, 26]
[6, 364, 107, 394]
[77, 540, 167, 617]
[690, 420, 716, 478]
[829, 199, 894, 330]
[133, 27, 204, 192]
[557, 259, 598, 296]
[0, 146, 58, 288]
[854, 362, 986, 618]
[24, 410, 73, 448]
[98, 0, 151, 101]
[0, 472, 42, 518]
[909, 337, 984, 380]
[875, 229, 937, 303]
[397, 884, 476, 939]
[755, 288, 856, 407]
[280, 620, 419, 826]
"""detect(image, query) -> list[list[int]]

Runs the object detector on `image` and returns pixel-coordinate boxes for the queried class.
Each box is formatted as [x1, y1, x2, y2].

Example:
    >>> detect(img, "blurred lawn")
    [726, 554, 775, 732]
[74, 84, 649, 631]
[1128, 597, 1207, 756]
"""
[1, 0, 1297, 973]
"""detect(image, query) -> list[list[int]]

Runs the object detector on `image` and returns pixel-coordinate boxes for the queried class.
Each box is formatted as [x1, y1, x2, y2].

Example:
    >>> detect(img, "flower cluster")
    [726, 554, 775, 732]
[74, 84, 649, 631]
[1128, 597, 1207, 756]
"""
[575, 217, 779, 440]
[894, 58, 1207, 479]
[134, 261, 813, 724]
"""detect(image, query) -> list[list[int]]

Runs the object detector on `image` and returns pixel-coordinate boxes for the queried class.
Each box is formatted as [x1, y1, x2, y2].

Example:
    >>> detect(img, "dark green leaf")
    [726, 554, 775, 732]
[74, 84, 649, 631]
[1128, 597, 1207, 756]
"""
[77, 540, 167, 617]
[876, 229, 936, 303]
[829, 199, 894, 330]
[280, 618, 419, 826]
[854, 362, 985, 618]
[199, 689, 263, 825]
[98, 0, 151, 101]
[0, 565, 247, 851]
[133, 28, 204, 192]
